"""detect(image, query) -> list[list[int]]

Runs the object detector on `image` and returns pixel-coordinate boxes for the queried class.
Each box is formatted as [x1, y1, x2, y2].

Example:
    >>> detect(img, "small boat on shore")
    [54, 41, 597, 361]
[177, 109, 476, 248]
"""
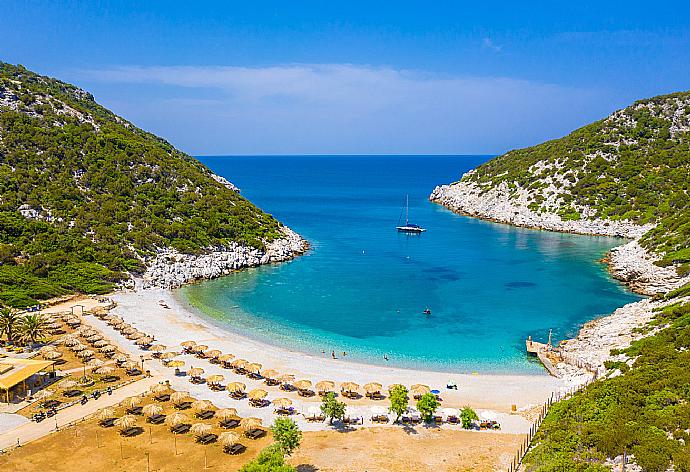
[396, 195, 426, 233]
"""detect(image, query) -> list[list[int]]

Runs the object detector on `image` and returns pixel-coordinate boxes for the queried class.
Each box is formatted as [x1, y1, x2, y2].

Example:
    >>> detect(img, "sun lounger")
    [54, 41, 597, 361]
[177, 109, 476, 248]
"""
[249, 399, 267, 408]
[99, 418, 116, 427]
[190, 376, 204, 384]
[171, 423, 191, 434]
[155, 393, 170, 402]
[174, 401, 192, 410]
[126, 406, 143, 415]
[298, 389, 315, 397]
[197, 433, 218, 444]
[42, 400, 61, 409]
[147, 414, 166, 424]
[229, 392, 246, 400]
[126, 368, 142, 376]
[245, 428, 265, 439]
[196, 410, 215, 420]
[120, 426, 142, 437]
[433, 415, 443, 423]
[224, 443, 246, 455]
[220, 418, 240, 429]
[102, 375, 120, 383]
[447, 416, 459, 424]
[276, 407, 294, 415]
[63, 389, 83, 398]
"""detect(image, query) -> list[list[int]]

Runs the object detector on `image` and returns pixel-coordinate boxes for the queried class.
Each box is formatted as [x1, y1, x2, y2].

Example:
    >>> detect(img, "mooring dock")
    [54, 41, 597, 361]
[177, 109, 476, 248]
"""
[526, 332, 561, 377]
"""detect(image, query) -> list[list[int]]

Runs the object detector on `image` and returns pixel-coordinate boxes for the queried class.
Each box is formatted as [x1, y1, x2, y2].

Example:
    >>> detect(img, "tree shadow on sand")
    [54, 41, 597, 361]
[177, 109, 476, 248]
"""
[295, 465, 319, 472]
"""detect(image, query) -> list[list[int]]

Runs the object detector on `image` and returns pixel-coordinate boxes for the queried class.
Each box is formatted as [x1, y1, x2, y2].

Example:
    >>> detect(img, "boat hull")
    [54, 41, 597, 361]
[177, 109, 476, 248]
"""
[396, 226, 426, 233]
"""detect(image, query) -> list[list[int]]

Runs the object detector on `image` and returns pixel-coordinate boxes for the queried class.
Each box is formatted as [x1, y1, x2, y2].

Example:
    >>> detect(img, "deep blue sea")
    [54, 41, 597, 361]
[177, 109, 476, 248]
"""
[177, 155, 642, 374]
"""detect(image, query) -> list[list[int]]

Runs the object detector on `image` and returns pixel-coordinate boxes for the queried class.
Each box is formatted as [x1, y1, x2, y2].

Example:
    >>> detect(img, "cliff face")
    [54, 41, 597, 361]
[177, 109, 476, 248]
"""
[0, 62, 305, 305]
[431, 91, 690, 294]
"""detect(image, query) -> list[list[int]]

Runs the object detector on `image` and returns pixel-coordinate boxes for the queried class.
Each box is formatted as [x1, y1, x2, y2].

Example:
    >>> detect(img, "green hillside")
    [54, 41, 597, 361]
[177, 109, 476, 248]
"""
[465, 91, 690, 271]
[0, 62, 284, 307]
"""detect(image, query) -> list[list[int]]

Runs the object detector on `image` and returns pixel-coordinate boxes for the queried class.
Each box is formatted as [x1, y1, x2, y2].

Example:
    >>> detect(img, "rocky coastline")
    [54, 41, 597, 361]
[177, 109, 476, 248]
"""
[139, 226, 308, 289]
[430, 176, 690, 381]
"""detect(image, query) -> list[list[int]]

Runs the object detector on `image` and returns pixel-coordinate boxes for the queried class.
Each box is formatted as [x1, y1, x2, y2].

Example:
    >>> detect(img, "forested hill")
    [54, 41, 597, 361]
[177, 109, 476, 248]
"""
[443, 91, 690, 272]
[0, 62, 285, 306]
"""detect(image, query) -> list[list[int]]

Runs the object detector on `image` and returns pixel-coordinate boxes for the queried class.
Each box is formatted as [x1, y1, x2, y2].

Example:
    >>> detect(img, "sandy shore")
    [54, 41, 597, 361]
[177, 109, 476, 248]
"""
[101, 289, 568, 425]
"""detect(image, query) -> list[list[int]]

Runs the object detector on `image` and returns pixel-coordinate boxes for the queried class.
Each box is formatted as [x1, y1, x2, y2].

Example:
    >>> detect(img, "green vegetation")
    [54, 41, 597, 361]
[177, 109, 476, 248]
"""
[416, 392, 440, 423]
[0, 62, 285, 307]
[466, 91, 690, 271]
[523, 300, 690, 471]
[16, 312, 49, 344]
[270, 418, 302, 456]
[388, 384, 409, 423]
[320, 391, 346, 425]
[0, 307, 20, 342]
[239, 444, 296, 472]
[460, 406, 478, 429]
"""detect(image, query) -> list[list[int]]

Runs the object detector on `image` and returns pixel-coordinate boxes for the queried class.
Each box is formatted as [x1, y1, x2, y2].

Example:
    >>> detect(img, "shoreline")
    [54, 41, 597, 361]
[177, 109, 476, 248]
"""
[108, 287, 568, 416]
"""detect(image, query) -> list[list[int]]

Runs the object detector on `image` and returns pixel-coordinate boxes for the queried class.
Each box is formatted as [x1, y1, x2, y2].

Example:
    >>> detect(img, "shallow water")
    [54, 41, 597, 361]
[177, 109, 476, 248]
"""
[178, 155, 641, 374]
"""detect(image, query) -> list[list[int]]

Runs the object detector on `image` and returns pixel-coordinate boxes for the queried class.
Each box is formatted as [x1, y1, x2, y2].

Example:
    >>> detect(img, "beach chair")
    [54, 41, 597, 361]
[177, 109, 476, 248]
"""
[174, 401, 192, 410]
[220, 418, 240, 429]
[147, 414, 166, 424]
[171, 424, 191, 434]
[102, 375, 120, 383]
[120, 427, 142, 437]
[154, 393, 170, 402]
[298, 389, 315, 398]
[197, 433, 218, 444]
[126, 406, 143, 415]
[245, 428, 265, 439]
[447, 415, 459, 424]
[99, 418, 116, 428]
[63, 389, 83, 398]
[224, 443, 246, 455]
[196, 410, 215, 420]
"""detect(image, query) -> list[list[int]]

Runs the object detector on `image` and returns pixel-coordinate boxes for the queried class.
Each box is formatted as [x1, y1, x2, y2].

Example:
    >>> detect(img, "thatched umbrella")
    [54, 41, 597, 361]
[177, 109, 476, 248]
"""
[123, 396, 142, 408]
[71, 343, 86, 352]
[82, 329, 99, 338]
[114, 322, 129, 331]
[127, 332, 145, 341]
[100, 345, 115, 353]
[226, 382, 246, 393]
[240, 417, 262, 431]
[165, 412, 189, 426]
[135, 336, 154, 346]
[315, 380, 335, 393]
[170, 392, 190, 404]
[86, 334, 103, 342]
[86, 358, 105, 368]
[188, 367, 205, 378]
[160, 352, 177, 360]
[149, 383, 169, 395]
[115, 355, 128, 363]
[39, 345, 57, 354]
[95, 366, 115, 375]
[77, 349, 95, 359]
[215, 408, 238, 420]
[122, 361, 138, 370]
[245, 362, 262, 374]
[114, 415, 137, 429]
[98, 407, 115, 420]
[205, 349, 222, 359]
[364, 382, 383, 394]
[122, 327, 137, 335]
[230, 359, 248, 370]
[193, 345, 209, 353]
[143, 404, 163, 416]
[60, 379, 78, 389]
[206, 374, 224, 385]
[93, 340, 109, 348]
[219, 431, 240, 447]
[150, 344, 167, 353]
[191, 400, 215, 412]
[167, 360, 185, 368]
[260, 369, 279, 380]
[247, 389, 267, 401]
[180, 340, 197, 348]
[191, 423, 212, 437]
[410, 384, 430, 396]
[294, 380, 312, 391]
[218, 353, 235, 363]
[64, 337, 80, 347]
[106, 315, 123, 325]
[33, 389, 55, 401]
[44, 350, 63, 360]
[272, 397, 292, 408]
[277, 374, 295, 384]
[341, 382, 360, 393]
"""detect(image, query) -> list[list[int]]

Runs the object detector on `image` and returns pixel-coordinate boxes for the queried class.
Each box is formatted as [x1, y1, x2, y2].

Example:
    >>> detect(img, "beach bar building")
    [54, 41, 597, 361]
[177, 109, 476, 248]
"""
[0, 357, 55, 403]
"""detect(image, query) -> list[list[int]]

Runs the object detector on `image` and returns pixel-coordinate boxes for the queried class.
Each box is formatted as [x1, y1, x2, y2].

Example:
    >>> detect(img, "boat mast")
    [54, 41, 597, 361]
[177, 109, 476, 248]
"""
[405, 194, 409, 225]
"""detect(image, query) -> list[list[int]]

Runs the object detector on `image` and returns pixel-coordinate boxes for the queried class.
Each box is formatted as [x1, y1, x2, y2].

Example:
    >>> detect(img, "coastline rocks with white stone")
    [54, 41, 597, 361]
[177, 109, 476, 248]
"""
[140, 226, 307, 289]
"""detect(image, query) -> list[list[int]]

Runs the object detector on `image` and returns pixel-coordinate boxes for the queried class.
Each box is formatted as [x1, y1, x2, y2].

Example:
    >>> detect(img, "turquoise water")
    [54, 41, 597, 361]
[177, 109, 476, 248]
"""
[178, 155, 642, 374]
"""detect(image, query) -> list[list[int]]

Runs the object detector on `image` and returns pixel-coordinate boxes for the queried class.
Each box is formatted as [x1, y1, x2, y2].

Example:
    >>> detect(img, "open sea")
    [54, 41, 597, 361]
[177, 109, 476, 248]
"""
[176, 155, 642, 374]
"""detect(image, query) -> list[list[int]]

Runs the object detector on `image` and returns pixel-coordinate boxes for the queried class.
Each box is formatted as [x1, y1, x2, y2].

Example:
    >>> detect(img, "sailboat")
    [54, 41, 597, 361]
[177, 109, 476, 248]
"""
[396, 195, 426, 233]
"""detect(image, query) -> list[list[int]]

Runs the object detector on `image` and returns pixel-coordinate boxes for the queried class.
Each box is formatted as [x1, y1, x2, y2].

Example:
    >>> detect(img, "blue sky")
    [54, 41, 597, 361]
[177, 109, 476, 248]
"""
[2, 1, 690, 155]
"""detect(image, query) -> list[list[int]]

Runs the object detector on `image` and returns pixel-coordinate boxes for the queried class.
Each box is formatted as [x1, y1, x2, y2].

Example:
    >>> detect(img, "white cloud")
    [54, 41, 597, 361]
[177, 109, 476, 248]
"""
[482, 38, 503, 52]
[73, 64, 607, 155]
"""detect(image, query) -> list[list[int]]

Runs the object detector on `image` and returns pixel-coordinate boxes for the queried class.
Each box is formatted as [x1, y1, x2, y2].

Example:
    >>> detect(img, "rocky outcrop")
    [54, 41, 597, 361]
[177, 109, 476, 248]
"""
[429, 177, 689, 296]
[140, 226, 307, 289]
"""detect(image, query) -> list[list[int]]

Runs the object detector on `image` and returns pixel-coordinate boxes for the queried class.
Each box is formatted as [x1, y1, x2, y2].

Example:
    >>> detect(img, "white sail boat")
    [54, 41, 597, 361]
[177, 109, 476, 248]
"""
[396, 195, 426, 233]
